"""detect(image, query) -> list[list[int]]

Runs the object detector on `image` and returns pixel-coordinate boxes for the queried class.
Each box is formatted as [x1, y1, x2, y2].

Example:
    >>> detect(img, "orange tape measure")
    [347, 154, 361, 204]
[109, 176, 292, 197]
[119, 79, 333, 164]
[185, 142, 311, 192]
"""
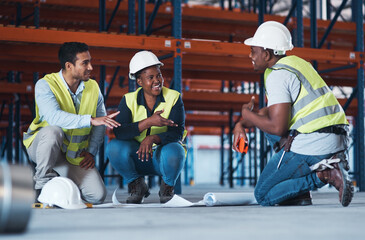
[237, 138, 248, 154]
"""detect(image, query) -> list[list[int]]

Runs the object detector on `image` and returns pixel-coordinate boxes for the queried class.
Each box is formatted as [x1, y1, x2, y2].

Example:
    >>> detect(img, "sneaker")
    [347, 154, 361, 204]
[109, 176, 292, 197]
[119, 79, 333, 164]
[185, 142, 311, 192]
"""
[126, 177, 150, 204]
[159, 179, 174, 203]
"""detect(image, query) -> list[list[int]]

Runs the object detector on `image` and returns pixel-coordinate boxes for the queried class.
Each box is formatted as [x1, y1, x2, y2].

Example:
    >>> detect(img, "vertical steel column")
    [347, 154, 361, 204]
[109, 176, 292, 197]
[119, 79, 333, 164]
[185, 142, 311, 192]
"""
[16, 3, 22, 26]
[351, 0, 356, 22]
[99, 65, 106, 175]
[228, 0, 233, 10]
[310, 0, 318, 70]
[354, 0, 364, 191]
[172, 0, 182, 194]
[7, 72, 14, 163]
[228, 108, 234, 188]
[128, 0, 136, 34]
[253, 82, 258, 185]
[258, 0, 266, 172]
[138, 0, 146, 34]
[14, 72, 21, 163]
[258, 0, 265, 23]
[326, 0, 331, 20]
[172, 0, 182, 93]
[15, 4, 22, 162]
[220, 126, 225, 186]
[240, 0, 245, 12]
[32, 72, 38, 118]
[296, 0, 304, 47]
[99, 0, 107, 175]
[99, 0, 106, 31]
[310, 0, 317, 48]
[128, 0, 136, 92]
[34, 1, 39, 28]
[183, 137, 188, 185]
[220, 80, 225, 186]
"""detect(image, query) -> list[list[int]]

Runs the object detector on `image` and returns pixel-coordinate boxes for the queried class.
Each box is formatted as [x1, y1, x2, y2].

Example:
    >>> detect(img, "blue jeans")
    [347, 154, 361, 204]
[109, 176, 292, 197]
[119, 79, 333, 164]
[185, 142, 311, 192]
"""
[254, 134, 332, 206]
[106, 139, 186, 186]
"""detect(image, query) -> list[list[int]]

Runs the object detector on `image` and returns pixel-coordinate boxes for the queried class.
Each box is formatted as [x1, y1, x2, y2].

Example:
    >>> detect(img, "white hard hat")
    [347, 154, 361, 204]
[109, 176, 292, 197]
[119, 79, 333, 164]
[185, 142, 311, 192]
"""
[244, 21, 294, 55]
[129, 51, 164, 80]
[38, 177, 87, 210]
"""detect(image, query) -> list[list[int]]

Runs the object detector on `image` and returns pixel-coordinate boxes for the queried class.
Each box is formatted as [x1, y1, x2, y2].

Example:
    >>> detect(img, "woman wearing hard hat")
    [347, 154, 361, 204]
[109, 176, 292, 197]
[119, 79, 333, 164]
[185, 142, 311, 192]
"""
[106, 51, 186, 204]
[233, 21, 353, 207]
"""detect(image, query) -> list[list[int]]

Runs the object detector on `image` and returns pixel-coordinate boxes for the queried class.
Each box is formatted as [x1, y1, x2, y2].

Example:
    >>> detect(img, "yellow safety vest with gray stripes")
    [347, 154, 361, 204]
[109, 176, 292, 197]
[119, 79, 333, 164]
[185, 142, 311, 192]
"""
[125, 87, 186, 143]
[264, 55, 348, 133]
[23, 72, 99, 165]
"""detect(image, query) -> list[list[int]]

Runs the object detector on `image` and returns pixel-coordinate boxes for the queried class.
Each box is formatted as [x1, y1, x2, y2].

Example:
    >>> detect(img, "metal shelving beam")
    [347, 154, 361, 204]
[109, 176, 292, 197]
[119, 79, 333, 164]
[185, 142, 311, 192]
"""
[0, 25, 177, 51]
[1, 1, 361, 47]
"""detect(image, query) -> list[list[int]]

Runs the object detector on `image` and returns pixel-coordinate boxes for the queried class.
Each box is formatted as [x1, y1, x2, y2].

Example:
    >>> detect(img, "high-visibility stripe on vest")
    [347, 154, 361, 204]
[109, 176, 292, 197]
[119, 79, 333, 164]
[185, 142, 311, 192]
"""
[124, 87, 186, 143]
[264, 55, 348, 133]
[23, 72, 99, 165]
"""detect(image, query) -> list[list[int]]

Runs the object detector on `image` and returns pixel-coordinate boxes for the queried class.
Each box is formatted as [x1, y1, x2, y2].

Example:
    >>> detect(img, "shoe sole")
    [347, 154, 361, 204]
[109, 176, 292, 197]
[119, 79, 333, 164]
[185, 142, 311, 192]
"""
[278, 199, 312, 206]
[339, 161, 354, 207]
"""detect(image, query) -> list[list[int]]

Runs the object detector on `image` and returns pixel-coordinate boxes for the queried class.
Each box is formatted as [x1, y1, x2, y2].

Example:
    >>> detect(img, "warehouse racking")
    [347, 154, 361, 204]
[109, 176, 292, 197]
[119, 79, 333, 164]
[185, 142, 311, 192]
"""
[0, 0, 364, 190]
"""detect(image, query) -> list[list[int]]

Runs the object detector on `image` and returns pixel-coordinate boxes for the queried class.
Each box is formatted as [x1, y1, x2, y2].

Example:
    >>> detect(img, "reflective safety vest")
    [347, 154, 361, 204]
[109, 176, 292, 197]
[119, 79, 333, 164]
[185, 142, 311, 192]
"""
[264, 55, 348, 133]
[23, 72, 99, 165]
[125, 87, 186, 143]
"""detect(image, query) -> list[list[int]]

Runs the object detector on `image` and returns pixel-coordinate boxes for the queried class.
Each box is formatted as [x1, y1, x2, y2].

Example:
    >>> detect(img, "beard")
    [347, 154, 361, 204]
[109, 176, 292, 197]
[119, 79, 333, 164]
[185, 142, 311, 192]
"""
[74, 71, 91, 81]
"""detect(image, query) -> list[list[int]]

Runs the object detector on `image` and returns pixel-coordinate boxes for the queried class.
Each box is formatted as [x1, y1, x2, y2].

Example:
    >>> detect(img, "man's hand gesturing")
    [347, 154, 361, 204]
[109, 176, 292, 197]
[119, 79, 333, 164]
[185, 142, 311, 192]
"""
[91, 111, 121, 129]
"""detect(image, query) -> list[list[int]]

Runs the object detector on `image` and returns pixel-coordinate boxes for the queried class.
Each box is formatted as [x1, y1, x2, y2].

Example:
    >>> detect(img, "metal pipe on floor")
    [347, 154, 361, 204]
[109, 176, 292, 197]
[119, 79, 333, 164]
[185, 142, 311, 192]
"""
[0, 161, 34, 233]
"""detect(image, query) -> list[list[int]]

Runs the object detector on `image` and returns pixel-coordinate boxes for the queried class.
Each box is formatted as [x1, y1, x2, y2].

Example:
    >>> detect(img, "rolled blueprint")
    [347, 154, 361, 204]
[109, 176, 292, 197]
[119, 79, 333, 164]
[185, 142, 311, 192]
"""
[203, 192, 257, 206]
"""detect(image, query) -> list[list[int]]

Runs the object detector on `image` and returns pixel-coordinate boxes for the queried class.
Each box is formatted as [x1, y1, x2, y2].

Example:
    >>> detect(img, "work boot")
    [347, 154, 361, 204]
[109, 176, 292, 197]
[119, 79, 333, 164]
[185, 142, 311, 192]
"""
[159, 180, 174, 203]
[278, 192, 312, 206]
[316, 156, 354, 207]
[126, 177, 150, 204]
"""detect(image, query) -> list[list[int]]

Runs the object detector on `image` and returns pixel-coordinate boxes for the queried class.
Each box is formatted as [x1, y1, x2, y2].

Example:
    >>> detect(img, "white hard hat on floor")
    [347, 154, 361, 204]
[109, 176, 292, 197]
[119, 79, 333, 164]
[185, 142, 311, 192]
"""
[244, 21, 294, 55]
[129, 51, 163, 80]
[38, 177, 87, 210]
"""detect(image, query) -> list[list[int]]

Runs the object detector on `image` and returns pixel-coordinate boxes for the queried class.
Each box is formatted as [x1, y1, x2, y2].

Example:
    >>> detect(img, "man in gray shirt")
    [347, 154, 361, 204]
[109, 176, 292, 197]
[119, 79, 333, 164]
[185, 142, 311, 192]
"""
[233, 21, 353, 207]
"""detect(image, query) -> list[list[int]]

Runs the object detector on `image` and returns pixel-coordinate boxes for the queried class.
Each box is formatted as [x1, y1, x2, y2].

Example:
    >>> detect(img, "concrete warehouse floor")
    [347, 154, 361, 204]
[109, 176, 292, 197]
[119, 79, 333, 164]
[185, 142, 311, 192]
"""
[2, 184, 365, 240]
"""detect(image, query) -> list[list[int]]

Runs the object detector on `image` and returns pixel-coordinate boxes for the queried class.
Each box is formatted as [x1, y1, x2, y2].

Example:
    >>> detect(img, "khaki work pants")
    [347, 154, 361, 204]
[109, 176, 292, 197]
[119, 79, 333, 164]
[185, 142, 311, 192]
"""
[27, 126, 106, 204]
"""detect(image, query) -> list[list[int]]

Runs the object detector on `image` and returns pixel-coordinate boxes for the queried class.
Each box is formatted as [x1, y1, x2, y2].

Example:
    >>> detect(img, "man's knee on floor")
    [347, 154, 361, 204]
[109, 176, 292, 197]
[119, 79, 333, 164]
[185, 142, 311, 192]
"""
[254, 186, 265, 205]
